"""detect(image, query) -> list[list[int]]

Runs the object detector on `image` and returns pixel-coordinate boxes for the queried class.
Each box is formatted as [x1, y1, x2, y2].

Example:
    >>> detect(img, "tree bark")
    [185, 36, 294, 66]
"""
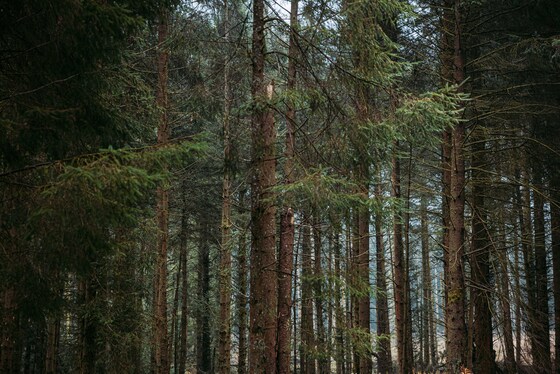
[196, 223, 212, 374]
[216, 0, 233, 368]
[301, 214, 316, 374]
[552, 194, 560, 374]
[236, 200, 249, 374]
[392, 146, 412, 374]
[248, 0, 278, 369]
[312, 217, 329, 374]
[333, 230, 346, 374]
[375, 181, 392, 374]
[445, 1, 467, 370]
[420, 195, 434, 372]
[178, 199, 190, 374]
[154, 9, 170, 374]
[470, 137, 493, 374]
[533, 166, 551, 372]
[277, 0, 298, 370]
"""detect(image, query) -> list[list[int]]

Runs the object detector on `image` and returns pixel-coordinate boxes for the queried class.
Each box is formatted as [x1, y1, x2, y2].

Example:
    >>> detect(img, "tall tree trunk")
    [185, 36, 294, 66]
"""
[552, 194, 560, 374]
[45, 314, 60, 374]
[171, 257, 181, 374]
[445, 0, 467, 370]
[278, 206, 294, 374]
[154, 9, 170, 374]
[497, 220, 515, 374]
[178, 199, 189, 374]
[356, 182, 371, 374]
[392, 146, 412, 374]
[236, 201, 249, 374]
[513, 214, 522, 368]
[196, 223, 212, 373]
[313, 217, 328, 374]
[277, 0, 298, 371]
[0, 287, 18, 374]
[375, 181, 392, 374]
[333, 230, 346, 374]
[420, 195, 434, 372]
[79, 277, 99, 374]
[470, 136, 493, 374]
[216, 0, 233, 369]
[533, 166, 551, 372]
[518, 167, 537, 364]
[248, 0, 278, 369]
[301, 214, 316, 374]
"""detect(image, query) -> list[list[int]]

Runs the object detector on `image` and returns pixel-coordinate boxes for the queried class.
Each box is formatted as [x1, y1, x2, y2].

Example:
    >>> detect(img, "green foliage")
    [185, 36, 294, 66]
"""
[392, 85, 469, 146]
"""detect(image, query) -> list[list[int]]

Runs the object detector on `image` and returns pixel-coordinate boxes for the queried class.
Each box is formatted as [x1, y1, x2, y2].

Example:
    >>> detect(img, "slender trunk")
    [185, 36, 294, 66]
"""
[45, 314, 60, 374]
[154, 9, 170, 374]
[533, 166, 551, 372]
[497, 222, 515, 374]
[248, 0, 277, 369]
[519, 168, 537, 363]
[513, 214, 522, 367]
[0, 287, 18, 374]
[445, 0, 467, 370]
[171, 258, 181, 373]
[392, 146, 411, 374]
[375, 182, 392, 374]
[552, 195, 560, 374]
[420, 195, 433, 371]
[277, 0, 298, 371]
[79, 278, 98, 374]
[334, 231, 346, 374]
[470, 137, 493, 374]
[217, 0, 233, 369]
[196, 223, 212, 373]
[278, 207, 294, 374]
[312, 217, 328, 374]
[236, 205, 249, 374]
[356, 189, 371, 374]
[178, 202, 189, 374]
[300, 214, 316, 374]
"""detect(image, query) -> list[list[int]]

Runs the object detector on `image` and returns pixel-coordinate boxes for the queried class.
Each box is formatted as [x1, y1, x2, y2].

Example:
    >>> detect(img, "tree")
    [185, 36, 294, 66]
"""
[248, 0, 278, 369]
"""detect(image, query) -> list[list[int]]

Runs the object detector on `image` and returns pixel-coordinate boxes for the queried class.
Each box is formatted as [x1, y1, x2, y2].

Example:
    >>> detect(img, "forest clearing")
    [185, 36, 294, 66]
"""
[1, 0, 559, 373]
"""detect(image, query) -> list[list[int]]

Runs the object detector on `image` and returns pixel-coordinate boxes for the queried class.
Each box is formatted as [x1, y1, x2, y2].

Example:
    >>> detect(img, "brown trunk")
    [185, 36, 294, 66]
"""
[277, 0, 298, 370]
[236, 205, 249, 374]
[375, 181, 392, 374]
[312, 218, 329, 374]
[445, 0, 467, 370]
[533, 167, 551, 372]
[333, 231, 346, 374]
[248, 0, 278, 369]
[513, 215, 522, 367]
[154, 9, 170, 374]
[552, 195, 560, 374]
[420, 195, 434, 371]
[79, 278, 98, 374]
[196, 223, 212, 373]
[1, 287, 18, 374]
[278, 208, 294, 374]
[392, 147, 412, 374]
[497, 222, 515, 374]
[45, 315, 60, 374]
[301, 214, 316, 374]
[517, 168, 537, 364]
[171, 256, 181, 373]
[178, 199, 189, 374]
[470, 138, 493, 374]
[217, 0, 233, 368]
[440, 0, 454, 353]
[357, 182, 371, 374]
